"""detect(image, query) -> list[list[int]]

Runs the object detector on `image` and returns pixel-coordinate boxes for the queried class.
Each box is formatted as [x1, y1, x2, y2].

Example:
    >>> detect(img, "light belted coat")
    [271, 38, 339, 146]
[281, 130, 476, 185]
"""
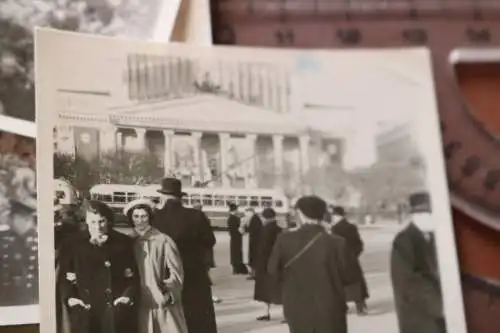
[134, 227, 188, 333]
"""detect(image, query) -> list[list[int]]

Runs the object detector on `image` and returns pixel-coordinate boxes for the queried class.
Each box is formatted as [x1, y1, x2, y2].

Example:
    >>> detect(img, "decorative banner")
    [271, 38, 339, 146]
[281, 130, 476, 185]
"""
[73, 127, 99, 162]
[171, 135, 197, 178]
[225, 137, 253, 181]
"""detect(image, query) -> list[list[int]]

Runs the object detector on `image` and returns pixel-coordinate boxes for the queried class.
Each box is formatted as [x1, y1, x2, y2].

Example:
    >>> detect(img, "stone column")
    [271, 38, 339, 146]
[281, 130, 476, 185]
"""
[192, 132, 203, 182]
[219, 133, 230, 187]
[100, 125, 117, 155]
[135, 128, 147, 151]
[272, 134, 284, 185]
[163, 130, 174, 176]
[299, 134, 310, 176]
[245, 134, 257, 188]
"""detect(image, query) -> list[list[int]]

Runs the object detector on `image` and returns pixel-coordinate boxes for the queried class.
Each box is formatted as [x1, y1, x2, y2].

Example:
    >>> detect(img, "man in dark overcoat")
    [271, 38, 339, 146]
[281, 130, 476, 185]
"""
[58, 200, 139, 333]
[243, 207, 263, 279]
[390, 191, 446, 333]
[152, 178, 217, 333]
[227, 203, 248, 275]
[253, 207, 282, 321]
[330, 205, 369, 315]
[0, 199, 38, 306]
[268, 196, 356, 333]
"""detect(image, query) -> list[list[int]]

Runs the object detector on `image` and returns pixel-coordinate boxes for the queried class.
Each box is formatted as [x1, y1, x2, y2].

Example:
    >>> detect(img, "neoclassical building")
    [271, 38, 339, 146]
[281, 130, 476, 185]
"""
[55, 55, 344, 190]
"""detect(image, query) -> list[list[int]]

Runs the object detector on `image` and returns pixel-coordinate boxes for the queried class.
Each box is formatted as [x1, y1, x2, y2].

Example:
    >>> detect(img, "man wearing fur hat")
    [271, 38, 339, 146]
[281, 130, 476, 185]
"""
[390, 191, 446, 333]
[152, 177, 217, 333]
[268, 195, 355, 333]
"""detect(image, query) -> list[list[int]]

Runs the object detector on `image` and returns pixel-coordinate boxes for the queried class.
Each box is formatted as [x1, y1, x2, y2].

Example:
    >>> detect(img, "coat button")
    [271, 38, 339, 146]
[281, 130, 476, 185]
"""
[104, 261, 111, 267]
[105, 288, 112, 294]
[107, 302, 112, 307]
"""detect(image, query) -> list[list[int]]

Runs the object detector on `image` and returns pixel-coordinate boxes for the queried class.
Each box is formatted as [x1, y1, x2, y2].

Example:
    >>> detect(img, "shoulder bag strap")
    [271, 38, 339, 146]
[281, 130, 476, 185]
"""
[284, 232, 323, 269]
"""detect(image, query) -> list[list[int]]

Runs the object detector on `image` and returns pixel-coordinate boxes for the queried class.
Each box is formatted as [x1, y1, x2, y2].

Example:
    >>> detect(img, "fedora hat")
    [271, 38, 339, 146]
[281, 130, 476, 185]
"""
[408, 191, 431, 214]
[157, 177, 186, 197]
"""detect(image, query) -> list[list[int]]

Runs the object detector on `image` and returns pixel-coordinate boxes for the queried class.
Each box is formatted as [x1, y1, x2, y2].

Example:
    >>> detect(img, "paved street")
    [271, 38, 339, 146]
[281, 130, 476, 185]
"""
[210, 225, 402, 333]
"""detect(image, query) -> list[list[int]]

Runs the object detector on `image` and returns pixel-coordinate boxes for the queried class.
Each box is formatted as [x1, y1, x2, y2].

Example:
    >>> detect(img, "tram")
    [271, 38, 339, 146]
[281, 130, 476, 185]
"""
[138, 185, 289, 228]
[89, 183, 289, 228]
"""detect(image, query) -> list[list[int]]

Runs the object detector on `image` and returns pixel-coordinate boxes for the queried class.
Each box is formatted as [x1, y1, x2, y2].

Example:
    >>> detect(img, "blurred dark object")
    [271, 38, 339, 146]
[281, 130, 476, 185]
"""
[454, 208, 500, 333]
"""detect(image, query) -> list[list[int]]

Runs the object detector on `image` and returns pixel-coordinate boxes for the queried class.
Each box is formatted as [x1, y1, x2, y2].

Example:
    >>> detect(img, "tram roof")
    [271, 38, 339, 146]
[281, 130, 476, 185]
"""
[140, 185, 286, 197]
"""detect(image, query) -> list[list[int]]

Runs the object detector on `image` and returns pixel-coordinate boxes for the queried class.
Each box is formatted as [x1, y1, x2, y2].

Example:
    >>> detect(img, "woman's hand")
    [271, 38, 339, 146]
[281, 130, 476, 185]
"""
[113, 296, 132, 306]
[67, 297, 90, 310]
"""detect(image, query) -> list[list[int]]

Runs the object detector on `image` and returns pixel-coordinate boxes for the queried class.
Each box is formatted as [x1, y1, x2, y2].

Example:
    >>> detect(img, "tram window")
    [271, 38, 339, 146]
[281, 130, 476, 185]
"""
[114, 192, 126, 203]
[237, 196, 248, 206]
[90, 193, 98, 200]
[181, 197, 189, 206]
[55, 190, 66, 199]
[262, 196, 273, 207]
[214, 195, 225, 206]
[275, 200, 283, 208]
[127, 192, 138, 202]
[203, 194, 213, 206]
[250, 196, 259, 207]
[191, 194, 201, 206]
[102, 194, 112, 202]
[226, 195, 236, 206]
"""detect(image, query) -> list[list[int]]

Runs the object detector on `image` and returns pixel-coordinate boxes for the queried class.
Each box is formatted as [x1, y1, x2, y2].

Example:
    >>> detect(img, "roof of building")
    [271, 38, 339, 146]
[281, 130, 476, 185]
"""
[106, 94, 308, 136]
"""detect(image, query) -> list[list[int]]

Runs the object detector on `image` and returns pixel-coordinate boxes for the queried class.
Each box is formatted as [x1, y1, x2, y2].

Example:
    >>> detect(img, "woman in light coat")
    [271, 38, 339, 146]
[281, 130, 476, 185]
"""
[124, 199, 188, 333]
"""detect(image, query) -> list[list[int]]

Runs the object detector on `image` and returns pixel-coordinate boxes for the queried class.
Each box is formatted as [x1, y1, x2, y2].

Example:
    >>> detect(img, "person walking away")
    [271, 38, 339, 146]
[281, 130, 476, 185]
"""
[242, 207, 263, 280]
[227, 203, 248, 275]
[152, 178, 217, 333]
[330, 205, 369, 315]
[390, 191, 446, 333]
[193, 202, 222, 304]
[124, 199, 188, 333]
[253, 208, 283, 321]
[268, 196, 356, 333]
[58, 200, 139, 333]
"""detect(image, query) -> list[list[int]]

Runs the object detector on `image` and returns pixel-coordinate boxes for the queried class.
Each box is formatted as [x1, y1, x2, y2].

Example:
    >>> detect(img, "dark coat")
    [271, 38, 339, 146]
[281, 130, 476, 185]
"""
[268, 224, 355, 333]
[0, 227, 38, 306]
[227, 214, 247, 274]
[331, 218, 369, 302]
[58, 229, 139, 333]
[254, 220, 282, 304]
[153, 199, 217, 333]
[247, 214, 263, 270]
[390, 223, 446, 333]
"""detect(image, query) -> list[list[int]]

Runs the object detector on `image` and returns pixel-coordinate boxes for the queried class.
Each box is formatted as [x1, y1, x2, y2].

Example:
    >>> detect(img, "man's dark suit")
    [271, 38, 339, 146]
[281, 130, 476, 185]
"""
[390, 223, 446, 333]
[153, 199, 217, 333]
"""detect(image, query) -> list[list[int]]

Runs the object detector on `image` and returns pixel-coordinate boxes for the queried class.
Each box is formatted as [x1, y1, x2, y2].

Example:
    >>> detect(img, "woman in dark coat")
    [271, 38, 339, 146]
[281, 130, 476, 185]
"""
[227, 203, 248, 275]
[253, 208, 282, 321]
[243, 207, 263, 279]
[58, 200, 139, 333]
[330, 205, 369, 315]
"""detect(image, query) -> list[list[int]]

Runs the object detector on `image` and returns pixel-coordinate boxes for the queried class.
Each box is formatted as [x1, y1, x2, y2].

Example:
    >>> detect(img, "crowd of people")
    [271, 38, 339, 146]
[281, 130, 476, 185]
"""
[53, 176, 446, 333]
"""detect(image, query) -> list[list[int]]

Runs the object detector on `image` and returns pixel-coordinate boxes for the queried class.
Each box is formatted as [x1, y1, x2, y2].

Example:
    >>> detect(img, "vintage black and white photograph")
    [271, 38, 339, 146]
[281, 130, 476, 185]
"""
[0, 119, 37, 325]
[36, 29, 467, 333]
[0, 0, 180, 122]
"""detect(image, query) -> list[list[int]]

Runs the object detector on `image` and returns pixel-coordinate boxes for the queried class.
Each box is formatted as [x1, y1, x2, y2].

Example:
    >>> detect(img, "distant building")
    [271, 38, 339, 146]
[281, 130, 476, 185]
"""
[54, 56, 345, 192]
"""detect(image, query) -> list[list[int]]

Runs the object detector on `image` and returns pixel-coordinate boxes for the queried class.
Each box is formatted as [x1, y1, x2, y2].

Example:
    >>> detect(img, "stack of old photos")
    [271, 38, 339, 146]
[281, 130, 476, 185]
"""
[2, 19, 468, 333]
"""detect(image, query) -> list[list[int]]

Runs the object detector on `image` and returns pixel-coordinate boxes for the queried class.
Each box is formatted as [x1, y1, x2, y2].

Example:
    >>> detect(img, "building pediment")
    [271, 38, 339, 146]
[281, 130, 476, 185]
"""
[107, 94, 308, 136]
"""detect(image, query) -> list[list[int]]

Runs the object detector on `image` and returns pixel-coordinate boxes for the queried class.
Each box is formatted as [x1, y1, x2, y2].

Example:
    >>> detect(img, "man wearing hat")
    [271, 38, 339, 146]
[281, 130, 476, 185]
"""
[0, 198, 38, 306]
[390, 191, 446, 333]
[268, 195, 355, 333]
[329, 205, 369, 315]
[152, 178, 217, 333]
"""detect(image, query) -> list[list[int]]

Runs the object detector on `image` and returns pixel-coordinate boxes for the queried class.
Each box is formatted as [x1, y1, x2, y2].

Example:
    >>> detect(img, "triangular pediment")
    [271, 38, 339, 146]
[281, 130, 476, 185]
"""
[108, 94, 308, 136]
